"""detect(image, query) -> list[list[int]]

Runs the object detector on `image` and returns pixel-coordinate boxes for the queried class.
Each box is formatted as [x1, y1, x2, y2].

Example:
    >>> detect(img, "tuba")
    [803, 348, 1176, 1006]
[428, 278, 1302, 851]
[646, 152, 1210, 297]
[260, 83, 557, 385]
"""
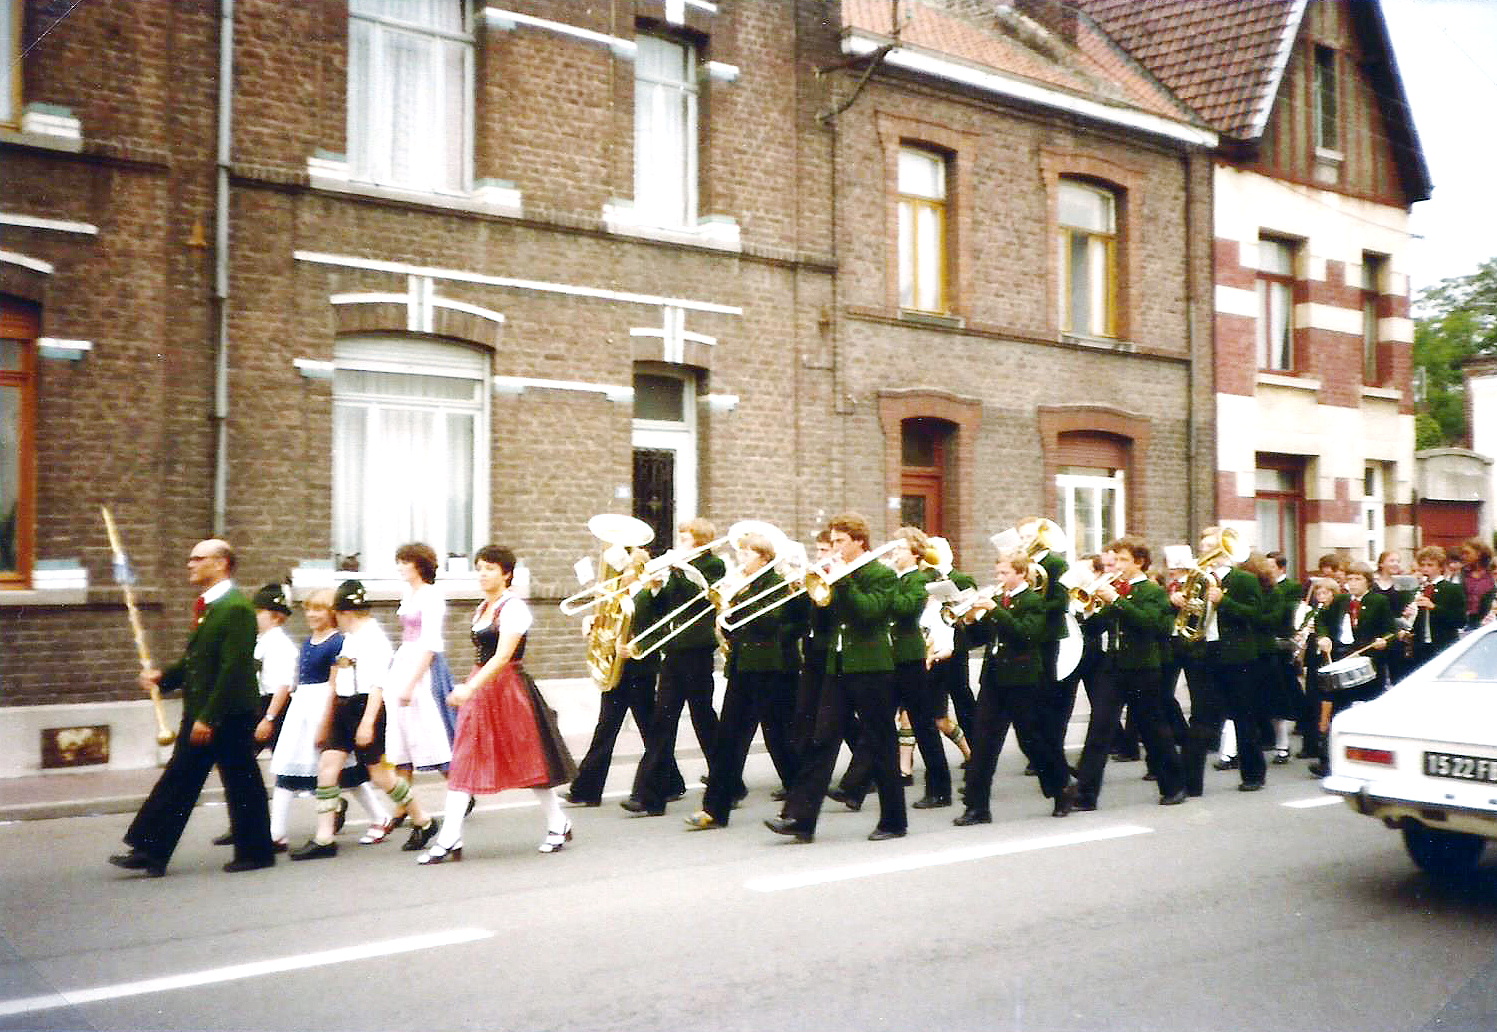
[1173, 528, 1250, 642]
[571, 514, 654, 691]
[1015, 517, 1070, 595]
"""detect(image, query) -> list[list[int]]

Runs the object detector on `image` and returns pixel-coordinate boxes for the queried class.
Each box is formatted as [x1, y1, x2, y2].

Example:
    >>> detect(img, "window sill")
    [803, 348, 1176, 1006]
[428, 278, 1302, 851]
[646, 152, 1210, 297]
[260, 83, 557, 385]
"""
[306, 158, 523, 219]
[1060, 332, 1133, 352]
[602, 203, 741, 252]
[1361, 385, 1402, 402]
[1256, 371, 1322, 392]
[900, 310, 965, 330]
[0, 125, 84, 155]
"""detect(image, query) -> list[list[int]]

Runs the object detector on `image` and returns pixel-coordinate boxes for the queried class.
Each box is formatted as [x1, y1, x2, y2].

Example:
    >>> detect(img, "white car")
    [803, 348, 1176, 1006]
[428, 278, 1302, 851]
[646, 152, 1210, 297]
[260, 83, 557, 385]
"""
[1322, 623, 1497, 876]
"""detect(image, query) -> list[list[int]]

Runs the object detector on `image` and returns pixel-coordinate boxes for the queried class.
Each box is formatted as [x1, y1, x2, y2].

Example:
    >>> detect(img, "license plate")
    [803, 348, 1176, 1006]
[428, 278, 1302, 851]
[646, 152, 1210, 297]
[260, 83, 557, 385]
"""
[1424, 751, 1497, 783]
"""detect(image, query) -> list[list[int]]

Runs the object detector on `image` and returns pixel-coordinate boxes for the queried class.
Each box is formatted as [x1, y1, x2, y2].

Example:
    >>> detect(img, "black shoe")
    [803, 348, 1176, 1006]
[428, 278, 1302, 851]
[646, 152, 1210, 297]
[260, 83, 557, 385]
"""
[401, 819, 441, 851]
[953, 809, 991, 826]
[826, 788, 863, 812]
[1213, 756, 1239, 771]
[465, 796, 477, 816]
[223, 856, 275, 873]
[565, 793, 601, 807]
[620, 797, 666, 816]
[1159, 789, 1189, 806]
[667, 792, 687, 803]
[868, 827, 906, 841]
[333, 796, 350, 834]
[1072, 797, 1099, 812]
[1023, 765, 1037, 776]
[900, 774, 914, 787]
[1142, 772, 1158, 782]
[764, 817, 814, 843]
[1238, 780, 1265, 792]
[211, 830, 234, 846]
[272, 840, 288, 854]
[1308, 763, 1330, 777]
[1052, 783, 1079, 817]
[911, 795, 952, 809]
[1272, 749, 1291, 765]
[108, 851, 166, 878]
[769, 788, 787, 802]
[1111, 752, 1141, 763]
[1186, 787, 1204, 798]
[1296, 748, 1319, 759]
[289, 839, 338, 861]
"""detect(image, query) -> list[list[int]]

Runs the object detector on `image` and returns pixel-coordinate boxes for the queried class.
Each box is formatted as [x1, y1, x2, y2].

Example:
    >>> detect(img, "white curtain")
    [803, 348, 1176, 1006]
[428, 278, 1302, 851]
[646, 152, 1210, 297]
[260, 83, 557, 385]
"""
[634, 36, 696, 226]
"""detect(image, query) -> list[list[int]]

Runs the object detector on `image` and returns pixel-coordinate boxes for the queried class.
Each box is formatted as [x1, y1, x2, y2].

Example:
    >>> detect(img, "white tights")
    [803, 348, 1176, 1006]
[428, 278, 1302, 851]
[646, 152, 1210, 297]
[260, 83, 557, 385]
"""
[434, 787, 566, 850]
[270, 782, 390, 843]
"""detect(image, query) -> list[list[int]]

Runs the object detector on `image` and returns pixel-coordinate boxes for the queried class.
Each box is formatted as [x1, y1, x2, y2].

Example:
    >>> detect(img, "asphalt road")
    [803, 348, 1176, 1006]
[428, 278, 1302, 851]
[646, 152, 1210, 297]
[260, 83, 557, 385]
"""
[4, 745, 1497, 1032]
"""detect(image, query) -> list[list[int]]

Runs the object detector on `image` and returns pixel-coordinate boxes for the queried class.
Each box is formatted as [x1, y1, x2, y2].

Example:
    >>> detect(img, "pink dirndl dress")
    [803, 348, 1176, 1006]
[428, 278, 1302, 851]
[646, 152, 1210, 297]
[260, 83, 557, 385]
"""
[447, 594, 576, 795]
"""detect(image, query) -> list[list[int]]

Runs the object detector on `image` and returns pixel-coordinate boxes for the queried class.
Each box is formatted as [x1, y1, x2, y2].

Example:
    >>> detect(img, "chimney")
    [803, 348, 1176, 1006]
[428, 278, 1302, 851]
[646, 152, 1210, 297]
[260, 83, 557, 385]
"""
[1014, 0, 1078, 44]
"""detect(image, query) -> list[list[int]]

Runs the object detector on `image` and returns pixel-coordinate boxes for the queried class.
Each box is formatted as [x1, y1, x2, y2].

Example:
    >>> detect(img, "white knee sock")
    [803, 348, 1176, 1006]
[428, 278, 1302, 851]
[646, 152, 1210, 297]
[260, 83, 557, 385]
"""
[1274, 719, 1291, 751]
[534, 787, 565, 833]
[270, 786, 294, 843]
[353, 783, 391, 823]
[1219, 720, 1237, 759]
[436, 790, 472, 849]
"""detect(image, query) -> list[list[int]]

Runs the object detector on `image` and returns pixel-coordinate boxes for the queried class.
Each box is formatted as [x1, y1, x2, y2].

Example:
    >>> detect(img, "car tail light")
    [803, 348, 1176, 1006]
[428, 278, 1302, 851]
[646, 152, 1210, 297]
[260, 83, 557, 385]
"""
[1345, 746, 1396, 766]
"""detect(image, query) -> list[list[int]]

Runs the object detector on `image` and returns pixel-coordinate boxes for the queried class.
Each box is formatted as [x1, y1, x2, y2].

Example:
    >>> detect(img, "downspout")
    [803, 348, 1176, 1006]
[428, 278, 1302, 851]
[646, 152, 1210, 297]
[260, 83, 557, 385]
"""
[1183, 146, 1199, 537]
[211, 0, 234, 535]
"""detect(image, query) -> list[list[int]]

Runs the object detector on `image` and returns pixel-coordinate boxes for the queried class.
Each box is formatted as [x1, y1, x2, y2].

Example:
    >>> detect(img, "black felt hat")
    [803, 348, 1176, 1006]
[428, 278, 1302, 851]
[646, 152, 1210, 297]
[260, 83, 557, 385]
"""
[253, 583, 292, 615]
[332, 579, 370, 611]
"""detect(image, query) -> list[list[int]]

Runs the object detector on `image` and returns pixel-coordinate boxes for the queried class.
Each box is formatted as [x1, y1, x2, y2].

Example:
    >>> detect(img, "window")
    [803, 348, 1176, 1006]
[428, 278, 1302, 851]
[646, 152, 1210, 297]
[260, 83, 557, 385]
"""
[1362, 464, 1386, 562]
[1362, 253, 1386, 383]
[1, 0, 18, 127]
[1056, 467, 1124, 561]
[1257, 237, 1296, 371]
[1255, 460, 1303, 576]
[898, 147, 948, 314]
[0, 299, 36, 585]
[1057, 180, 1117, 338]
[632, 368, 697, 553]
[1314, 45, 1339, 152]
[634, 35, 698, 228]
[348, 0, 472, 194]
[332, 337, 488, 572]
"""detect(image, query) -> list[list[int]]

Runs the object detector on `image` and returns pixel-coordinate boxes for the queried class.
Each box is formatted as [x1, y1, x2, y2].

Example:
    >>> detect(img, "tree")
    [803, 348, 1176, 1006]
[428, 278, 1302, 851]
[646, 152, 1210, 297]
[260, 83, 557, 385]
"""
[1413, 257, 1497, 448]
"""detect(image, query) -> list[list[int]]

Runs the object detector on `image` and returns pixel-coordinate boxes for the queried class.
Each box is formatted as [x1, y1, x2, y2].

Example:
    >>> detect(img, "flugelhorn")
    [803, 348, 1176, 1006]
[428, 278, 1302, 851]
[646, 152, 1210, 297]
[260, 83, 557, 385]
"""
[1173, 528, 1251, 641]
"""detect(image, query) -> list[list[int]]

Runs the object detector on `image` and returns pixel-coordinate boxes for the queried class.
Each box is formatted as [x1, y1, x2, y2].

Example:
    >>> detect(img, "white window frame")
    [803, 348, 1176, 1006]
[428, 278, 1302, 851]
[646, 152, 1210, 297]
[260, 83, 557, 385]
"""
[1362, 253, 1385, 384]
[633, 34, 699, 229]
[632, 369, 698, 528]
[331, 336, 490, 575]
[1256, 237, 1296, 371]
[1056, 468, 1125, 562]
[1314, 44, 1339, 154]
[898, 146, 948, 314]
[347, 0, 474, 195]
[1057, 180, 1118, 339]
[1362, 463, 1385, 563]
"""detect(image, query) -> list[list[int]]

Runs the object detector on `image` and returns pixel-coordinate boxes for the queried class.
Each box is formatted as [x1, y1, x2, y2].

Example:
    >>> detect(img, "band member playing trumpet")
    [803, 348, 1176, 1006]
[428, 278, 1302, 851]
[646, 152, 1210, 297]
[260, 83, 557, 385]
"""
[622, 519, 726, 817]
[1017, 518, 1074, 768]
[954, 551, 1077, 826]
[767, 513, 907, 843]
[1072, 539, 1187, 810]
[686, 533, 793, 830]
[1403, 545, 1465, 674]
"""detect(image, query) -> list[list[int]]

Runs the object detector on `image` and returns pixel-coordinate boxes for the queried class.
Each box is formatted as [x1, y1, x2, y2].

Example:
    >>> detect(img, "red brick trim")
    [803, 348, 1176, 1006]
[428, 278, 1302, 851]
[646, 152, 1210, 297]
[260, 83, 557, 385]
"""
[876, 390, 982, 565]
[1216, 471, 1255, 521]
[1037, 405, 1150, 533]
[1215, 238, 1255, 291]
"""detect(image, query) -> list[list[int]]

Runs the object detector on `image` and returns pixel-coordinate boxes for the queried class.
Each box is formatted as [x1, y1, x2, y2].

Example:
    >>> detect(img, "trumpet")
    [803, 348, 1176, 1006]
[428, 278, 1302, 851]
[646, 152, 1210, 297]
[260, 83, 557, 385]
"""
[940, 584, 1000, 625]
[804, 540, 902, 607]
[1068, 574, 1119, 616]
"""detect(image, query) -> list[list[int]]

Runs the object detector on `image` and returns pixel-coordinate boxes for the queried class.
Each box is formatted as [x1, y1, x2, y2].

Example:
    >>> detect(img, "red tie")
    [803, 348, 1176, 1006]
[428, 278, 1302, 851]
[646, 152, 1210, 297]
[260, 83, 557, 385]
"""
[1001, 594, 1013, 609]
[1115, 578, 1132, 598]
[193, 596, 207, 623]
[1350, 597, 1361, 625]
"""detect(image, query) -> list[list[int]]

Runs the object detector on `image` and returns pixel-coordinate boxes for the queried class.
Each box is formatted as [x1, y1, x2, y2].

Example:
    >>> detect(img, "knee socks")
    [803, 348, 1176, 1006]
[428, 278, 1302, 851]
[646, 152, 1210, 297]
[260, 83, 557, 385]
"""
[270, 786, 294, 843]
[353, 782, 390, 824]
[435, 790, 472, 850]
[534, 787, 565, 834]
[1219, 720, 1237, 760]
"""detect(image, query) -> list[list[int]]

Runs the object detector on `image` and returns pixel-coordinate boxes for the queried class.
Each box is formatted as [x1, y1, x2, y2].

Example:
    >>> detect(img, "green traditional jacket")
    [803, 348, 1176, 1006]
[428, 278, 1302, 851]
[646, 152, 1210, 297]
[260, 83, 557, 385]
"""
[723, 570, 787, 678]
[1100, 577, 1173, 671]
[159, 585, 259, 727]
[1212, 566, 1263, 664]
[826, 555, 896, 675]
[1316, 590, 1397, 649]
[889, 566, 935, 665]
[659, 552, 727, 654]
[968, 585, 1044, 687]
[1038, 551, 1070, 644]
[1412, 579, 1465, 649]
[1273, 576, 1303, 636]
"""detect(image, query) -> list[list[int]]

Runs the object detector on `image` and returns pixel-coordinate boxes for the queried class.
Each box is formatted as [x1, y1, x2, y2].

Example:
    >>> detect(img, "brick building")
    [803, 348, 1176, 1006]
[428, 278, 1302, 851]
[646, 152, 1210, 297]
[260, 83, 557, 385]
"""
[5, 0, 1221, 771]
[1079, 0, 1432, 572]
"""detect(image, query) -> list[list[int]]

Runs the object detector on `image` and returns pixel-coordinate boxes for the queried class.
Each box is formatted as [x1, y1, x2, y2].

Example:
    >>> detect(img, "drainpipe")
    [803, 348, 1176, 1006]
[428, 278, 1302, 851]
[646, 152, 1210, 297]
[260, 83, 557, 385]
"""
[1183, 147, 1199, 537]
[211, 0, 234, 536]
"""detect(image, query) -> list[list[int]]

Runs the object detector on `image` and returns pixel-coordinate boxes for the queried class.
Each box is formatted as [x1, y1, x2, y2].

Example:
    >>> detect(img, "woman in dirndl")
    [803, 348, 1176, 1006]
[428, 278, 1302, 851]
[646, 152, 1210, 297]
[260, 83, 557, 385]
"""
[418, 545, 577, 864]
[385, 543, 455, 782]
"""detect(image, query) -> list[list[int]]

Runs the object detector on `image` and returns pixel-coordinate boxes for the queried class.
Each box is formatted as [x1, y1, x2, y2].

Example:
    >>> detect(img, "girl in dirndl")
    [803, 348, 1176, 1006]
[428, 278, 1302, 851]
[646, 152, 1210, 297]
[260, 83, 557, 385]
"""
[418, 545, 577, 864]
[385, 543, 455, 781]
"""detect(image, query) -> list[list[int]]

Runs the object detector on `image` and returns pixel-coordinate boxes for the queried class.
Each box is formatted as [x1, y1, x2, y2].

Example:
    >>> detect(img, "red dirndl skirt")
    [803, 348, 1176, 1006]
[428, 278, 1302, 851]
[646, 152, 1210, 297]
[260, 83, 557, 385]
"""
[447, 663, 577, 795]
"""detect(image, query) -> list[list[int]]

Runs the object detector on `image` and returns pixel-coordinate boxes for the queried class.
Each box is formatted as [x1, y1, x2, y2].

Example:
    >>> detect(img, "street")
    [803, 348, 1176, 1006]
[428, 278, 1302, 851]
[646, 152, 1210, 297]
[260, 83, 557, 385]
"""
[4, 743, 1497, 1032]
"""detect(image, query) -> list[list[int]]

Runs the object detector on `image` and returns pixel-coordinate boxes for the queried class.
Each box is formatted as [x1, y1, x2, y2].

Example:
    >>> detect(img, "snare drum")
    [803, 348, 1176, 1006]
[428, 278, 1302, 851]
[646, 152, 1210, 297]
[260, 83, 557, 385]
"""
[1318, 655, 1376, 693]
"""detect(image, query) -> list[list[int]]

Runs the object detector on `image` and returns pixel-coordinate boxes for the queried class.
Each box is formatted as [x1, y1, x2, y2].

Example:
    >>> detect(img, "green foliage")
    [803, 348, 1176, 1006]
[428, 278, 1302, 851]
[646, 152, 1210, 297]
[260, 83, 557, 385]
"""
[1413, 257, 1497, 447]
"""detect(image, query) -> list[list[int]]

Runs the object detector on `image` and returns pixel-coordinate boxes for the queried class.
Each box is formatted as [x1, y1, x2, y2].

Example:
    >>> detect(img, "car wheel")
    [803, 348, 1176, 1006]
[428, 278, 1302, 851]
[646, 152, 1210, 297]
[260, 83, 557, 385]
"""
[1402, 823, 1486, 876]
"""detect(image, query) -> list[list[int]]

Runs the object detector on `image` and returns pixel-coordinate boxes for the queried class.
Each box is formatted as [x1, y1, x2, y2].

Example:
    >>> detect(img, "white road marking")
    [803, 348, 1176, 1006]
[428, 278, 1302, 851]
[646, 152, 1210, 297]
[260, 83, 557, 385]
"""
[0, 928, 494, 1018]
[745, 824, 1153, 892]
[1282, 796, 1343, 809]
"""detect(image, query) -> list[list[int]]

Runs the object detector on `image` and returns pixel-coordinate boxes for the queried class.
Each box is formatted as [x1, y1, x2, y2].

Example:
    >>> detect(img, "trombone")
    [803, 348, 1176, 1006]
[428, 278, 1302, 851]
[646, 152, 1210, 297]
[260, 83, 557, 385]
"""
[717, 540, 807, 633]
[559, 513, 655, 617]
[624, 560, 719, 660]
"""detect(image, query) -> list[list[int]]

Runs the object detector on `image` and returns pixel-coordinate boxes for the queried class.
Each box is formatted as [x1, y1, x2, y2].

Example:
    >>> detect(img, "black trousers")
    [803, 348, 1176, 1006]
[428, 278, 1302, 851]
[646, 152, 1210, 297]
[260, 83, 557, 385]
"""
[631, 647, 718, 810]
[962, 676, 1069, 814]
[569, 663, 684, 804]
[1076, 660, 1185, 802]
[931, 648, 975, 736]
[1037, 639, 1075, 764]
[124, 710, 273, 865]
[784, 670, 906, 834]
[842, 660, 951, 800]
[1183, 648, 1266, 792]
[702, 670, 794, 823]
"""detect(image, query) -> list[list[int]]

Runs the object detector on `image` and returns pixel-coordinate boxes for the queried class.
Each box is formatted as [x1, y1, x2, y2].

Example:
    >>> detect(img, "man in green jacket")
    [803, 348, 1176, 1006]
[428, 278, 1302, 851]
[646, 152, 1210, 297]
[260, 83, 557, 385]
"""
[1405, 544, 1467, 672]
[110, 539, 275, 878]
[768, 513, 906, 843]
